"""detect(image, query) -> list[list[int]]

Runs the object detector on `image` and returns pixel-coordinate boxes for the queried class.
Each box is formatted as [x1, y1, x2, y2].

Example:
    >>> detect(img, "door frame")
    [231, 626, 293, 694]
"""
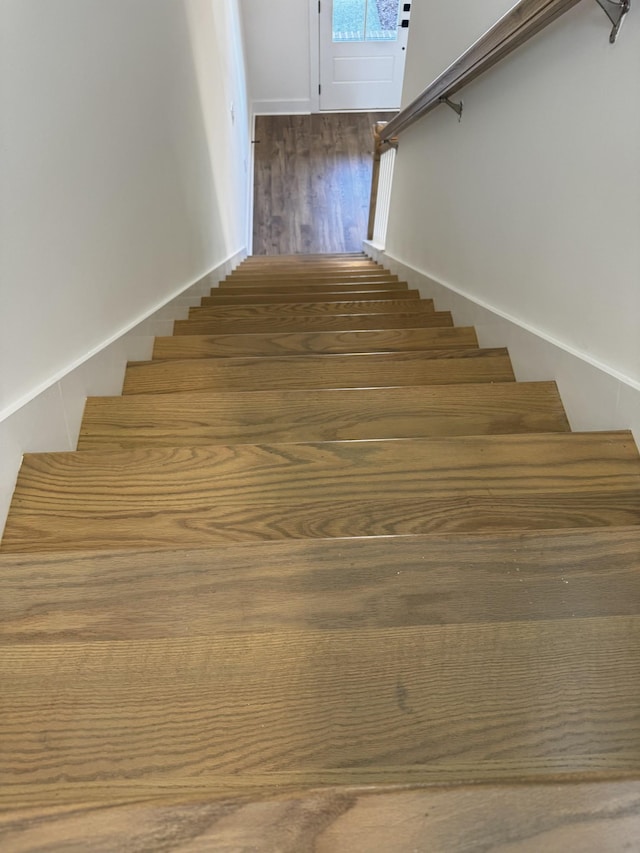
[309, 0, 407, 113]
[309, 0, 321, 112]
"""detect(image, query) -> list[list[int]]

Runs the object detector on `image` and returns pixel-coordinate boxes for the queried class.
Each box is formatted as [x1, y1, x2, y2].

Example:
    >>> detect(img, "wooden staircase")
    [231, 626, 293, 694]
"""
[2, 254, 640, 848]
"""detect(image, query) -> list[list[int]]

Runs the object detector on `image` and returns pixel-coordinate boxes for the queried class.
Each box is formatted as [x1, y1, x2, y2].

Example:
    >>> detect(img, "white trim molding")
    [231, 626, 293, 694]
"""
[0, 249, 246, 536]
[309, 0, 320, 113]
[251, 99, 312, 116]
[364, 242, 640, 446]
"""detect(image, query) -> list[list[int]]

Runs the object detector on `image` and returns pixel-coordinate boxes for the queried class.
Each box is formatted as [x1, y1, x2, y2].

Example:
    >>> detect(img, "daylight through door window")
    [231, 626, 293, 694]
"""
[332, 0, 400, 42]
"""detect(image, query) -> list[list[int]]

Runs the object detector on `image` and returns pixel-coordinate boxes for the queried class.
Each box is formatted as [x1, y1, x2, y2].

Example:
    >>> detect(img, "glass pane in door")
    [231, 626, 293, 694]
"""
[333, 0, 400, 42]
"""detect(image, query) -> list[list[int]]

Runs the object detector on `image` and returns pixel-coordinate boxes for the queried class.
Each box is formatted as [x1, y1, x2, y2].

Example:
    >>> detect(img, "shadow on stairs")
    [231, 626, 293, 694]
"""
[2, 253, 640, 849]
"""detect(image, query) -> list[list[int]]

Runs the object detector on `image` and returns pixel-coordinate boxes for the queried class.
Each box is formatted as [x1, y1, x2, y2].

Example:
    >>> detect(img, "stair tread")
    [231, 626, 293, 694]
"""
[79, 382, 570, 448]
[173, 312, 453, 336]
[188, 300, 436, 320]
[124, 349, 514, 393]
[238, 258, 373, 267]
[213, 281, 411, 294]
[152, 330, 480, 358]
[3, 527, 639, 641]
[220, 281, 403, 291]
[3, 433, 639, 551]
[2, 617, 640, 791]
[203, 289, 421, 304]
[6, 493, 640, 552]
[238, 256, 372, 266]
[226, 271, 398, 281]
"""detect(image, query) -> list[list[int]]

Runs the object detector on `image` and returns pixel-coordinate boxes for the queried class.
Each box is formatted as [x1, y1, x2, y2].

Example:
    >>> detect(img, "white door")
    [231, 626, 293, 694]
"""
[319, 0, 410, 111]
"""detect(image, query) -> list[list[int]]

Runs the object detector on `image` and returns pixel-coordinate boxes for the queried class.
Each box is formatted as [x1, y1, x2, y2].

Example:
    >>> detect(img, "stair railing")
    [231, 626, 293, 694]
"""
[367, 122, 398, 242]
[366, 0, 631, 237]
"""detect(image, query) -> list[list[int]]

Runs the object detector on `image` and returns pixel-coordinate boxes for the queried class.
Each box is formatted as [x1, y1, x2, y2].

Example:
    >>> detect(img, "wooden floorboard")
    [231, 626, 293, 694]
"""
[239, 252, 368, 261]
[152, 330, 480, 359]
[79, 382, 570, 449]
[124, 349, 513, 394]
[252, 112, 395, 254]
[237, 255, 373, 267]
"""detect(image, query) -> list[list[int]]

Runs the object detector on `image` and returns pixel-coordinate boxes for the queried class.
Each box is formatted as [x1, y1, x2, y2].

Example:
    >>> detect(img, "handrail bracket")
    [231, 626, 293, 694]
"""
[595, 0, 630, 42]
[439, 97, 463, 121]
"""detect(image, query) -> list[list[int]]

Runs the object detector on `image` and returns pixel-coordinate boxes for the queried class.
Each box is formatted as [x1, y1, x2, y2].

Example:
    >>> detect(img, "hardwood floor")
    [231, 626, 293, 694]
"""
[252, 113, 395, 254]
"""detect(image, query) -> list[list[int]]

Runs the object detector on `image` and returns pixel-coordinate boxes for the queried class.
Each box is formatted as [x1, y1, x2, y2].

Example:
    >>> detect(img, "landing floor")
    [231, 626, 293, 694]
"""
[252, 112, 394, 255]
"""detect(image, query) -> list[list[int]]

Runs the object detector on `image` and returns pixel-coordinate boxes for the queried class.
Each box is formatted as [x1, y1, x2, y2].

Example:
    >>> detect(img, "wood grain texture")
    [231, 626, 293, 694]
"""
[2, 781, 640, 851]
[173, 312, 454, 336]
[229, 265, 394, 275]
[5, 493, 640, 552]
[188, 300, 438, 321]
[240, 253, 369, 260]
[3, 433, 639, 551]
[238, 254, 372, 266]
[2, 618, 640, 795]
[152, 330, 480, 359]
[240, 252, 368, 259]
[125, 350, 513, 394]
[252, 113, 395, 254]
[79, 382, 570, 449]
[226, 272, 398, 282]
[213, 281, 411, 295]
[233, 255, 381, 262]
[2, 527, 640, 642]
[227, 272, 399, 283]
[203, 289, 420, 305]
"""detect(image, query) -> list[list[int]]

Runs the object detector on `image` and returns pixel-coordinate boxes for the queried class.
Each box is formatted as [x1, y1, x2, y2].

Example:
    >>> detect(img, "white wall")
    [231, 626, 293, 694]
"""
[239, 0, 313, 114]
[387, 1, 640, 397]
[0, 0, 250, 533]
[0, 251, 246, 536]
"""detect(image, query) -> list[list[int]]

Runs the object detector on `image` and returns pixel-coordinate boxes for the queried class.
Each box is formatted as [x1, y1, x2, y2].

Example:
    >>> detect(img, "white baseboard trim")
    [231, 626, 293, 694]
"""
[251, 98, 312, 115]
[0, 249, 246, 536]
[364, 242, 640, 445]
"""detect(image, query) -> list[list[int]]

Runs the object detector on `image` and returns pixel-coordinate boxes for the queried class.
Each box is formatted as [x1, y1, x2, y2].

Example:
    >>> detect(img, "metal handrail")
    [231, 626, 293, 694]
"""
[382, 0, 623, 142]
[368, 0, 629, 240]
